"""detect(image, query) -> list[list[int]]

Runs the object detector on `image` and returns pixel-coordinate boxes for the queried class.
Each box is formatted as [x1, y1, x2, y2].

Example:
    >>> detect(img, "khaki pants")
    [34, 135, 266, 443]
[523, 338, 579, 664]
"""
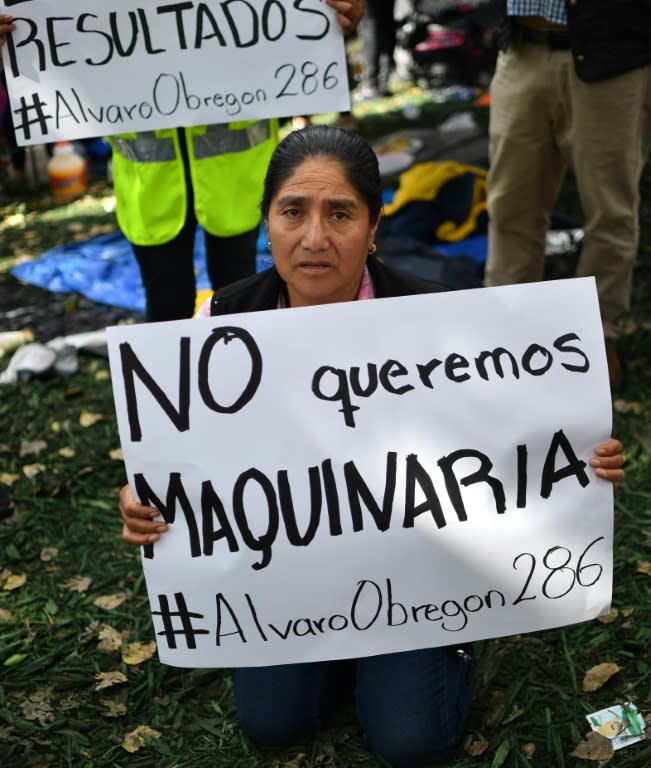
[485, 43, 651, 339]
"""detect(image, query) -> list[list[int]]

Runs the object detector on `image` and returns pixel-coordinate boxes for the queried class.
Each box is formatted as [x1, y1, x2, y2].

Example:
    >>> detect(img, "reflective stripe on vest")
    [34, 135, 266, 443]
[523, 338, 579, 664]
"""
[112, 131, 175, 163]
[112, 121, 271, 165]
[192, 121, 271, 159]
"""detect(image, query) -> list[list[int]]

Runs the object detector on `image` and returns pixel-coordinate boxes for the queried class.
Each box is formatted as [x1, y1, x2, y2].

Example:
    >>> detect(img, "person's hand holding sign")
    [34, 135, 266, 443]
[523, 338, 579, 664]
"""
[326, 0, 365, 36]
[120, 484, 169, 546]
[590, 437, 625, 488]
[0, 14, 15, 45]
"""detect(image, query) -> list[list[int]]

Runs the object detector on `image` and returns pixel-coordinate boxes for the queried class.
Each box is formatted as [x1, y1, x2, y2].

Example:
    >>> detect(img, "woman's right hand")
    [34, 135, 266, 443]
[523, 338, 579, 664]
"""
[119, 484, 168, 546]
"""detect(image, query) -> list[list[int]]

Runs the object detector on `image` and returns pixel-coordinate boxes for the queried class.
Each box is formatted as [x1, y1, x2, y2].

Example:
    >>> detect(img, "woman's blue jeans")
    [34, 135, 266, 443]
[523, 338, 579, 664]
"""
[234, 644, 474, 768]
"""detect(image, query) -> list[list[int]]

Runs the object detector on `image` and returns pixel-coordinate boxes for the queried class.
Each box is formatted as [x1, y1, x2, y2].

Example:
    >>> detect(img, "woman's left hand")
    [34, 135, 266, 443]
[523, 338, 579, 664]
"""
[327, 0, 365, 36]
[0, 14, 15, 46]
[590, 438, 625, 489]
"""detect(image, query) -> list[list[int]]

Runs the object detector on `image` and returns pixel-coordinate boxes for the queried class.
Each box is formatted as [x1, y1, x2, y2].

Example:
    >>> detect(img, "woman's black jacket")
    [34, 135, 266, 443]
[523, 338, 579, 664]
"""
[209, 253, 446, 317]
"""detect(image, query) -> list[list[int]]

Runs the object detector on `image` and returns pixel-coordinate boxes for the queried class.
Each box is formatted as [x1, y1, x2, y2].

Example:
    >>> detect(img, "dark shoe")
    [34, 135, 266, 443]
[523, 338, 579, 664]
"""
[605, 339, 622, 390]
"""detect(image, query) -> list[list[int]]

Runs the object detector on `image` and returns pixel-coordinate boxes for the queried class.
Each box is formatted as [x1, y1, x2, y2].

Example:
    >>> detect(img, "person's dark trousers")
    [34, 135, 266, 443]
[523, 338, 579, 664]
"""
[358, 0, 397, 95]
[132, 210, 258, 322]
[234, 644, 474, 767]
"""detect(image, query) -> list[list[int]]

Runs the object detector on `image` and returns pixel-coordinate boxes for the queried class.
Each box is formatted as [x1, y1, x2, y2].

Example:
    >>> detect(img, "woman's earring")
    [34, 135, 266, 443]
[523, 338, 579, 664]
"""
[368, 243, 377, 255]
[267, 240, 272, 252]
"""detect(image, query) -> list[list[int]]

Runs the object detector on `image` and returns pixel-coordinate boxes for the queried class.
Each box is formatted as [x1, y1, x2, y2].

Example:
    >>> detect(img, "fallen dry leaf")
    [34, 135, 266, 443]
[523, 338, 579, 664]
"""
[582, 662, 621, 692]
[613, 399, 643, 415]
[636, 560, 651, 576]
[80, 619, 101, 642]
[50, 419, 71, 433]
[95, 369, 110, 380]
[58, 693, 82, 712]
[97, 624, 124, 652]
[102, 699, 128, 717]
[64, 575, 92, 593]
[40, 547, 59, 562]
[0, 608, 13, 621]
[570, 731, 614, 761]
[0, 472, 20, 486]
[108, 447, 124, 461]
[20, 687, 55, 726]
[95, 670, 128, 690]
[621, 318, 638, 335]
[122, 641, 157, 665]
[597, 608, 619, 624]
[284, 753, 306, 768]
[3, 573, 27, 590]
[94, 593, 128, 610]
[5, 212, 25, 227]
[79, 411, 103, 427]
[467, 739, 489, 756]
[88, 224, 114, 237]
[58, 447, 76, 458]
[482, 689, 507, 728]
[121, 725, 161, 753]
[19, 439, 48, 457]
[22, 463, 46, 479]
[522, 742, 535, 759]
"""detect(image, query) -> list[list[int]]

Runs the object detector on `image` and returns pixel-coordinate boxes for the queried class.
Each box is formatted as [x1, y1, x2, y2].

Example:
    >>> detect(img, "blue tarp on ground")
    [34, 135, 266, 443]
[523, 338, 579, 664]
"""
[11, 226, 487, 313]
[11, 228, 276, 314]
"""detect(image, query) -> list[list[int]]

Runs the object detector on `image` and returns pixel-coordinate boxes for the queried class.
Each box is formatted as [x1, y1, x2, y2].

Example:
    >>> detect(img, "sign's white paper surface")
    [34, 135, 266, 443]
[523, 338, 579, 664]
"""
[107, 278, 614, 667]
[1, 0, 349, 144]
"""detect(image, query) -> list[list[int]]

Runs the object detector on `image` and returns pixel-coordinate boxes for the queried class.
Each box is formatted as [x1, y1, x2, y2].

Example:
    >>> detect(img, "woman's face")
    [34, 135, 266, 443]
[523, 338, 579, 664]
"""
[266, 157, 380, 308]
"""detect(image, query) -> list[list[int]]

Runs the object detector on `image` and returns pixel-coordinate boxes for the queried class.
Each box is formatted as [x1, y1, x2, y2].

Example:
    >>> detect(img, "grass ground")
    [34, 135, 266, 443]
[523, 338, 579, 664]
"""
[0, 100, 649, 767]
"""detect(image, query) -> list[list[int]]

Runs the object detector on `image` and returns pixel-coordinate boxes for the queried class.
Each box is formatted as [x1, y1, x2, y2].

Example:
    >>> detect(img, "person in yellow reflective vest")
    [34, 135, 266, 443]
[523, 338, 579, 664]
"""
[109, 0, 366, 322]
[111, 121, 278, 321]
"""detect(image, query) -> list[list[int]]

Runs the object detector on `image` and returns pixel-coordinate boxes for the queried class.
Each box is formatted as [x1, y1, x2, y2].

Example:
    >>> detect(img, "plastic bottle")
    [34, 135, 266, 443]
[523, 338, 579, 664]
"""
[47, 141, 87, 202]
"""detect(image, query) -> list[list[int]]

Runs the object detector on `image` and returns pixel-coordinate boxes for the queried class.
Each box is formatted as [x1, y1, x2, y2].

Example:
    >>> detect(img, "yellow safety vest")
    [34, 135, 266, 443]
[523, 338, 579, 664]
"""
[110, 120, 279, 245]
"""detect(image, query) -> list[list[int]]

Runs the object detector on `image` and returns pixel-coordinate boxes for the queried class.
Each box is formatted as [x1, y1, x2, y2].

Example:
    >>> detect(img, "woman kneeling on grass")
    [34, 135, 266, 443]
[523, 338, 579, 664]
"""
[119, 124, 625, 767]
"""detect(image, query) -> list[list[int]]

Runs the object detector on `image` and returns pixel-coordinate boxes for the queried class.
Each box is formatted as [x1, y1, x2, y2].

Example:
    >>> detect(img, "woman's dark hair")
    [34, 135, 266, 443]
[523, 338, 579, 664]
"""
[261, 124, 382, 223]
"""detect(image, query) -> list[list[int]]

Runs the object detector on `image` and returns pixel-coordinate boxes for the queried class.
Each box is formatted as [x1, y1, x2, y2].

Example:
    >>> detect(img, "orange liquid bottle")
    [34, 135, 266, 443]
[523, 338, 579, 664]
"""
[47, 141, 87, 202]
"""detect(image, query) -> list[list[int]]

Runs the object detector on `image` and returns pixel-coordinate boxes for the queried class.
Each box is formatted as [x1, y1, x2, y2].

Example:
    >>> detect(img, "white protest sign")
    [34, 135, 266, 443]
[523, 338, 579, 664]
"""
[1, 0, 349, 145]
[107, 277, 614, 668]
